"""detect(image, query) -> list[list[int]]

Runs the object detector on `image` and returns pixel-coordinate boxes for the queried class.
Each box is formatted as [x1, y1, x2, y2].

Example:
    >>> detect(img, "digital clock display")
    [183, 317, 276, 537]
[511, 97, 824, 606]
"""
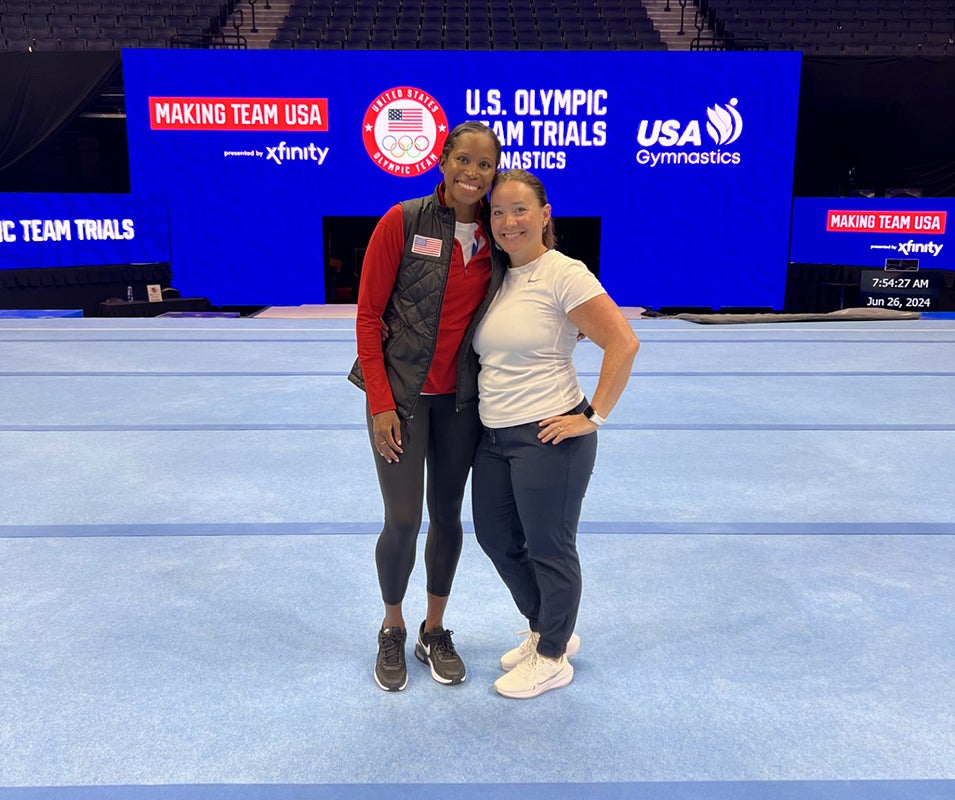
[872, 277, 913, 289]
[861, 271, 936, 293]
[859, 270, 940, 311]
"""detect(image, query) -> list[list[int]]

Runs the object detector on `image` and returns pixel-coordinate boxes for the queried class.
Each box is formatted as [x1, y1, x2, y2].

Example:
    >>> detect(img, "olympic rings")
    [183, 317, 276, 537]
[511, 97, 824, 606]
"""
[380, 133, 431, 160]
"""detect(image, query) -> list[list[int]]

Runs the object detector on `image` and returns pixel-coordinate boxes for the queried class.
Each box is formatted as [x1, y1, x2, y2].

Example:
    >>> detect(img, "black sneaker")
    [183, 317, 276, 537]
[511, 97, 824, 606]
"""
[375, 627, 408, 692]
[414, 621, 467, 685]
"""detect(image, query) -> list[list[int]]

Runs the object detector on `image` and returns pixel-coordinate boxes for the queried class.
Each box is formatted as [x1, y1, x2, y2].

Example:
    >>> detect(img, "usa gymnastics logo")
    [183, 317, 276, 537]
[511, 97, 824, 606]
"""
[636, 98, 743, 168]
[705, 99, 743, 146]
[362, 87, 448, 177]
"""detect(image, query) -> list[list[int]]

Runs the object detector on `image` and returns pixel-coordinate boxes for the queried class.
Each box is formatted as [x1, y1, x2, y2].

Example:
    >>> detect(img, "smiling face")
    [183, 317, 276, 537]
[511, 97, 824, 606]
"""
[438, 131, 499, 222]
[489, 178, 552, 267]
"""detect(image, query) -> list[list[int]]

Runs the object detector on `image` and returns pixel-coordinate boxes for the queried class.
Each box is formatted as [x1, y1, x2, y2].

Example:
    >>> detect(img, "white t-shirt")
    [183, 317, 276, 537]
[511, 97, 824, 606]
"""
[473, 249, 605, 428]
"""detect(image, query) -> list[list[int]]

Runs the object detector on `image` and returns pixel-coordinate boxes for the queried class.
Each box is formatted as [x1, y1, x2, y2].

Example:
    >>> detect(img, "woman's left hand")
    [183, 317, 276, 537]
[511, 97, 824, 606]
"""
[538, 413, 596, 445]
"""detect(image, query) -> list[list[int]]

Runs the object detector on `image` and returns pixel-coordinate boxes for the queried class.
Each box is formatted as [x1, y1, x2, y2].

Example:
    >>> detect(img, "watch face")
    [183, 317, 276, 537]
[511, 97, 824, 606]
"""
[583, 405, 594, 418]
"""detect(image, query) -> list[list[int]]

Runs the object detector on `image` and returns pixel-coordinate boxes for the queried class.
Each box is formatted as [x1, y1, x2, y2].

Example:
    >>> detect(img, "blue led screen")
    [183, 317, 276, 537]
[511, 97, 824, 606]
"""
[122, 49, 801, 308]
[0, 194, 169, 270]
[791, 197, 952, 270]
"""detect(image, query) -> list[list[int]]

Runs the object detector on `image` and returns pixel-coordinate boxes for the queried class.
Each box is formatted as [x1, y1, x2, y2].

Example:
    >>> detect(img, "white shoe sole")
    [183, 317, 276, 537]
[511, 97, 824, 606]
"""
[374, 669, 408, 692]
[494, 662, 574, 699]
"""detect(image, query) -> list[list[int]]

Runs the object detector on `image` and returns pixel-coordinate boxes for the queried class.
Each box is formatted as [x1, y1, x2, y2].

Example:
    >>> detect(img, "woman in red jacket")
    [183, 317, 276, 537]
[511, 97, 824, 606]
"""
[349, 121, 506, 692]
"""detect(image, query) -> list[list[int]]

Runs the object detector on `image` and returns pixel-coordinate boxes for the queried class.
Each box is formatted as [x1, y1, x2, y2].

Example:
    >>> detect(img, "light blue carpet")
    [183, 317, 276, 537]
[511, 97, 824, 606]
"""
[0, 316, 953, 800]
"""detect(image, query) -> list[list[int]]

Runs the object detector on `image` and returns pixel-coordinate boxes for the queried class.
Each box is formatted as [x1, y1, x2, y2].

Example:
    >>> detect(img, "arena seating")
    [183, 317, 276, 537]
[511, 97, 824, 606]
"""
[269, 0, 665, 50]
[2, 0, 954, 53]
[0, 0, 668, 51]
[0, 0, 234, 50]
[696, 0, 955, 55]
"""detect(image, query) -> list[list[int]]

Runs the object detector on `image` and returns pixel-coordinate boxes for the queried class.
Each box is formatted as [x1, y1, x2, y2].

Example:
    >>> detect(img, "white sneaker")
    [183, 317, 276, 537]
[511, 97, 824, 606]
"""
[494, 652, 574, 699]
[499, 630, 581, 671]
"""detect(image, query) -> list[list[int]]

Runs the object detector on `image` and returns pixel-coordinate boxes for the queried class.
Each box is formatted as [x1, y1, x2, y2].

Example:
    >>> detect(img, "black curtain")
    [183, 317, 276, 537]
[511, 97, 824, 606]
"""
[795, 56, 955, 198]
[0, 51, 121, 173]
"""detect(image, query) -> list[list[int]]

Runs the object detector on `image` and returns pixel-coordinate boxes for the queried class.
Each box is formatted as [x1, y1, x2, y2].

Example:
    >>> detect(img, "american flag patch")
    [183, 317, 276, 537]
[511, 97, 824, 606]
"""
[411, 234, 442, 257]
[388, 108, 424, 132]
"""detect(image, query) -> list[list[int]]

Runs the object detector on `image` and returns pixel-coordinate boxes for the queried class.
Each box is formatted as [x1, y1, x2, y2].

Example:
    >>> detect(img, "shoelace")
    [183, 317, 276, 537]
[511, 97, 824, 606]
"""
[380, 631, 404, 666]
[516, 650, 543, 676]
[515, 630, 540, 660]
[431, 629, 459, 661]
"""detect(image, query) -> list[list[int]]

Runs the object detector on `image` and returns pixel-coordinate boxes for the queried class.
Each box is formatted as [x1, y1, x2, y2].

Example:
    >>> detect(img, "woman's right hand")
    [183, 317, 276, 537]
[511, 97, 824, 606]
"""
[372, 410, 403, 463]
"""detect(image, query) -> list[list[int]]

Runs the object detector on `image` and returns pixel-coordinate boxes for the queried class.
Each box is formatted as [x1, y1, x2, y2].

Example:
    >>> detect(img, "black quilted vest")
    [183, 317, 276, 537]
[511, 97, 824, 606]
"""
[348, 184, 505, 419]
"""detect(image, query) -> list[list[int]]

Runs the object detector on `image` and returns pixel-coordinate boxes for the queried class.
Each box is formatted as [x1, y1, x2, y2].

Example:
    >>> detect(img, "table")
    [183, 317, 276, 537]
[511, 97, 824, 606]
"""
[99, 298, 212, 317]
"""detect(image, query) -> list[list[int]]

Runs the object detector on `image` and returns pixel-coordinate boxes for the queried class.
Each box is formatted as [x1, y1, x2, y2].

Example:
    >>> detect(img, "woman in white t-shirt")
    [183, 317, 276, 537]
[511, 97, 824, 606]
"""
[471, 169, 640, 699]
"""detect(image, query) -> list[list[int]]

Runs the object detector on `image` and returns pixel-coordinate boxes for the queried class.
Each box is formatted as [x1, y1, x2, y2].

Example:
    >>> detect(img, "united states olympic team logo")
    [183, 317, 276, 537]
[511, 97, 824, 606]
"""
[362, 87, 448, 176]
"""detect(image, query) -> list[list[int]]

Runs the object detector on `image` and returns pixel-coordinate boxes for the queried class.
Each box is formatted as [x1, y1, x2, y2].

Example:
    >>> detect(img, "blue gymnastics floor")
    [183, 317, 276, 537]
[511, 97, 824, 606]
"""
[0, 314, 953, 800]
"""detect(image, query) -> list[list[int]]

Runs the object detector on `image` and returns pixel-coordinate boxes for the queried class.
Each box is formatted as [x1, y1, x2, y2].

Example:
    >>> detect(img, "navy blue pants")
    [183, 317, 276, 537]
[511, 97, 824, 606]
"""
[367, 394, 482, 606]
[471, 401, 597, 659]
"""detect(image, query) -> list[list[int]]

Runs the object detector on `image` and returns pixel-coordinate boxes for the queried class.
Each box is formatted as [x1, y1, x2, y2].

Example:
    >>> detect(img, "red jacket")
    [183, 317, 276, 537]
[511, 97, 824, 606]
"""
[353, 185, 497, 416]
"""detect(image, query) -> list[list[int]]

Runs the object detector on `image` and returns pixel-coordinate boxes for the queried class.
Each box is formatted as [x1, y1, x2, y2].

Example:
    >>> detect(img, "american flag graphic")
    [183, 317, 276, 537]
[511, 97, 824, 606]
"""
[411, 235, 442, 257]
[388, 107, 424, 132]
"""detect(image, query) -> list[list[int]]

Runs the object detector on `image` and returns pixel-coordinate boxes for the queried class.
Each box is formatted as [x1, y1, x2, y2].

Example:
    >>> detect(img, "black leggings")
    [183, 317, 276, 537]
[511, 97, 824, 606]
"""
[368, 394, 482, 606]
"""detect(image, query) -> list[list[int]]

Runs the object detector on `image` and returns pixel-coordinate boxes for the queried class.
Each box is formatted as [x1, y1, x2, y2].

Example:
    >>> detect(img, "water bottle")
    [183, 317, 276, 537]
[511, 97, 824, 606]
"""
[126, 285, 134, 302]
